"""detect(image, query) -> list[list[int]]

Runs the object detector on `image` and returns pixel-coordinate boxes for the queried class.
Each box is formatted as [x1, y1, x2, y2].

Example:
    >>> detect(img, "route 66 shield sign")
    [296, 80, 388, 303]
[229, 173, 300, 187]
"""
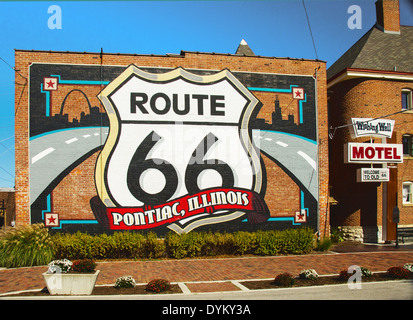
[93, 65, 269, 234]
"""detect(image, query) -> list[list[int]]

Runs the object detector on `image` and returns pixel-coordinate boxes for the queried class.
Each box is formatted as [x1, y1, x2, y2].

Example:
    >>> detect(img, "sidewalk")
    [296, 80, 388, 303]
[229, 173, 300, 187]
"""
[0, 243, 412, 296]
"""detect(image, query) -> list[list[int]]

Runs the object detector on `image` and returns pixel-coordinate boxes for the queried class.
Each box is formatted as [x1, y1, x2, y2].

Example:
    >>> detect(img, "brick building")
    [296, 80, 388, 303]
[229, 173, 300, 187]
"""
[328, 0, 413, 242]
[14, 41, 329, 237]
[0, 188, 15, 227]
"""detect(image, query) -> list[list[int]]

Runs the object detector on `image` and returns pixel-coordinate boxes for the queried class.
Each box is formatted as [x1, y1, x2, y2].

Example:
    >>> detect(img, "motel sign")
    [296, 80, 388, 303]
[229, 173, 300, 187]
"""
[344, 143, 403, 164]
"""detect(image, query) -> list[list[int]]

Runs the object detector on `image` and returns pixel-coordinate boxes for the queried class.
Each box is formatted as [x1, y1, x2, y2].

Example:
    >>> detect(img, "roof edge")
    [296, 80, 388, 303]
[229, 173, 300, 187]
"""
[327, 67, 413, 88]
[14, 48, 326, 64]
[14, 48, 184, 58]
[181, 50, 326, 62]
[327, 25, 376, 80]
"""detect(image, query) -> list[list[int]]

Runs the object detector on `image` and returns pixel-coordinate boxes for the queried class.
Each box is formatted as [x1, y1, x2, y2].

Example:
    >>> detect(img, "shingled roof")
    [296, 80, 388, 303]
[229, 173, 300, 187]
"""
[327, 25, 413, 80]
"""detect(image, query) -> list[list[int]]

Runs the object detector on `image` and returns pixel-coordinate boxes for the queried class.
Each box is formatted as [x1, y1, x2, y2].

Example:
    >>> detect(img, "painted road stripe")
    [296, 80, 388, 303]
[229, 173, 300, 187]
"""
[297, 151, 317, 170]
[32, 147, 55, 164]
[177, 282, 191, 294]
[65, 137, 78, 144]
[231, 280, 250, 291]
[276, 141, 288, 147]
[83, 134, 91, 138]
[264, 138, 272, 141]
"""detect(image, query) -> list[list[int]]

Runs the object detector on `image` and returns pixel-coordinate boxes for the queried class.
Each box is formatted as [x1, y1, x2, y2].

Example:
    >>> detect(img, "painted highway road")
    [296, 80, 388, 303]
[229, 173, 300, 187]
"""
[30, 127, 109, 204]
[29, 127, 317, 205]
[252, 130, 318, 201]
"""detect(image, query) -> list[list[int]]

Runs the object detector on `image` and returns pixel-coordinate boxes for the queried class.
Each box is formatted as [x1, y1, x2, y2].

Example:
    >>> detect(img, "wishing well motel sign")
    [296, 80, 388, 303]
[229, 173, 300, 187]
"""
[345, 118, 402, 183]
[349, 118, 395, 139]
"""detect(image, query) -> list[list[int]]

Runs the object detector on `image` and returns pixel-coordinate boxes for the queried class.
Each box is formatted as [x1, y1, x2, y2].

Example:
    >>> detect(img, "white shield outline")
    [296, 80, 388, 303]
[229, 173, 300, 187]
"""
[96, 65, 263, 233]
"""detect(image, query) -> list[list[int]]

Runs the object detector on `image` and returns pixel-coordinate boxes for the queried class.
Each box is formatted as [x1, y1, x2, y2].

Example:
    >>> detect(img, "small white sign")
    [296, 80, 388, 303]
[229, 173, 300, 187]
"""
[344, 143, 403, 164]
[292, 87, 305, 100]
[357, 168, 390, 182]
[294, 209, 307, 223]
[349, 118, 394, 139]
[43, 77, 58, 91]
[44, 213, 59, 227]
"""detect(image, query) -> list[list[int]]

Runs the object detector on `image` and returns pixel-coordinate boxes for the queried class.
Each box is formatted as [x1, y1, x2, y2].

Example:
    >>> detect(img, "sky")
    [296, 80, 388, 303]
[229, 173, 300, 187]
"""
[0, 0, 412, 188]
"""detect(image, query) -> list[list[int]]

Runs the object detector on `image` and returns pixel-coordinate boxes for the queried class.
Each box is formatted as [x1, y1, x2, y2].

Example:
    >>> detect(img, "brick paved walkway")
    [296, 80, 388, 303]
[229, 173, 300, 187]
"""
[0, 248, 412, 295]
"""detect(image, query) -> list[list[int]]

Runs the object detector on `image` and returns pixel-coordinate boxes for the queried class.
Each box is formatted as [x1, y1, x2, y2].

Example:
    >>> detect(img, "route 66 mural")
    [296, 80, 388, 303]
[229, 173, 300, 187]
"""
[29, 63, 318, 234]
[92, 66, 269, 233]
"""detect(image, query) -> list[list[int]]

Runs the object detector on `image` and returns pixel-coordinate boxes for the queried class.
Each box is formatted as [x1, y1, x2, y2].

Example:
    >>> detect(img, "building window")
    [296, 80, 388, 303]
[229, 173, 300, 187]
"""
[403, 135, 413, 156]
[402, 89, 412, 110]
[403, 182, 413, 205]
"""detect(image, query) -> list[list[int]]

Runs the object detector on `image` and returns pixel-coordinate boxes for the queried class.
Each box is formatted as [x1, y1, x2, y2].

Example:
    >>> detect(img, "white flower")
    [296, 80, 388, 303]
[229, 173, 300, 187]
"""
[403, 263, 413, 273]
[47, 259, 73, 273]
[299, 269, 318, 280]
[360, 266, 372, 277]
[114, 275, 136, 288]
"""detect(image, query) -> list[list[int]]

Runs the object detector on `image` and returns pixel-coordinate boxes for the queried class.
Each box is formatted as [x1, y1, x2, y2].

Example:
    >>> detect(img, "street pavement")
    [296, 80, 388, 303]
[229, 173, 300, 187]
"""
[4, 279, 412, 300]
[0, 243, 412, 300]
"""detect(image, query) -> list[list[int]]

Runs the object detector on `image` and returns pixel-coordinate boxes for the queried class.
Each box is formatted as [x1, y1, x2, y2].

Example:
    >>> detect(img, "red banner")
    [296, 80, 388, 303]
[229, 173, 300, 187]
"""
[106, 188, 269, 230]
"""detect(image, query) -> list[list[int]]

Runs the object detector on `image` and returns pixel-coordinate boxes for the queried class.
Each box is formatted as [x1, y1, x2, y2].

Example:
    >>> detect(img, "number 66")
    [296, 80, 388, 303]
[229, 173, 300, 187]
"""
[127, 131, 234, 205]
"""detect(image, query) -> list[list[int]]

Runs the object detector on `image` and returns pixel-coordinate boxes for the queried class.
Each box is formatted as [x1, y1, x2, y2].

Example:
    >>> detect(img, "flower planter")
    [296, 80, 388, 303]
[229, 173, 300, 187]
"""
[43, 270, 100, 295]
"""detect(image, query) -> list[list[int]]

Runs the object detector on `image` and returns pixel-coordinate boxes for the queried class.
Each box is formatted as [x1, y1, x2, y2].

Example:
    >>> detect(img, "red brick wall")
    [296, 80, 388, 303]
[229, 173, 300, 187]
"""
[51, 151, 99, 220]
[48, 84, 102, 122]
[329, 77, 413, 227]
[376, 0, 400, 33]
[15, 50, 329, 236]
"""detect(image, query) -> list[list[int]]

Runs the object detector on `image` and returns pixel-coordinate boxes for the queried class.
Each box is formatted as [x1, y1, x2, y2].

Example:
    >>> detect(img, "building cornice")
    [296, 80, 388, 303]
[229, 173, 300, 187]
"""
[328, 68, 413, 88]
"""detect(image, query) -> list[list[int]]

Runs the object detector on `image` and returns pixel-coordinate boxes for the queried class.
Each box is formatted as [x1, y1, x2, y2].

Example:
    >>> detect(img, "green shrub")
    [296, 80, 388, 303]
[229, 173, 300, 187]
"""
[254, 230, 281, 256]
[51, 228, 315, 260]
[273, 273, 295, 287]
[166, 230, 259, 258]
[166, 231, 238, 258]
[181, 232, 203, 258]
[141, 232, 165, 259]
[0, 224, 53, 268]
[200, 232, 234, 256]
[199, 232, 218, 256]
[145, 279, 171, 292]
[52, 231, 147, 260]
[165, 232, 204, 259]
[165, 232, 186, 259]
[280, 228, 315, 254]
[315, 238, 333, 252]
[233, 231, 256, 255]
[111, 231, 145, 259]
[330, 227, 344, 243]
[52, 232, 92, 259]
[253, 228, 314, 256]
